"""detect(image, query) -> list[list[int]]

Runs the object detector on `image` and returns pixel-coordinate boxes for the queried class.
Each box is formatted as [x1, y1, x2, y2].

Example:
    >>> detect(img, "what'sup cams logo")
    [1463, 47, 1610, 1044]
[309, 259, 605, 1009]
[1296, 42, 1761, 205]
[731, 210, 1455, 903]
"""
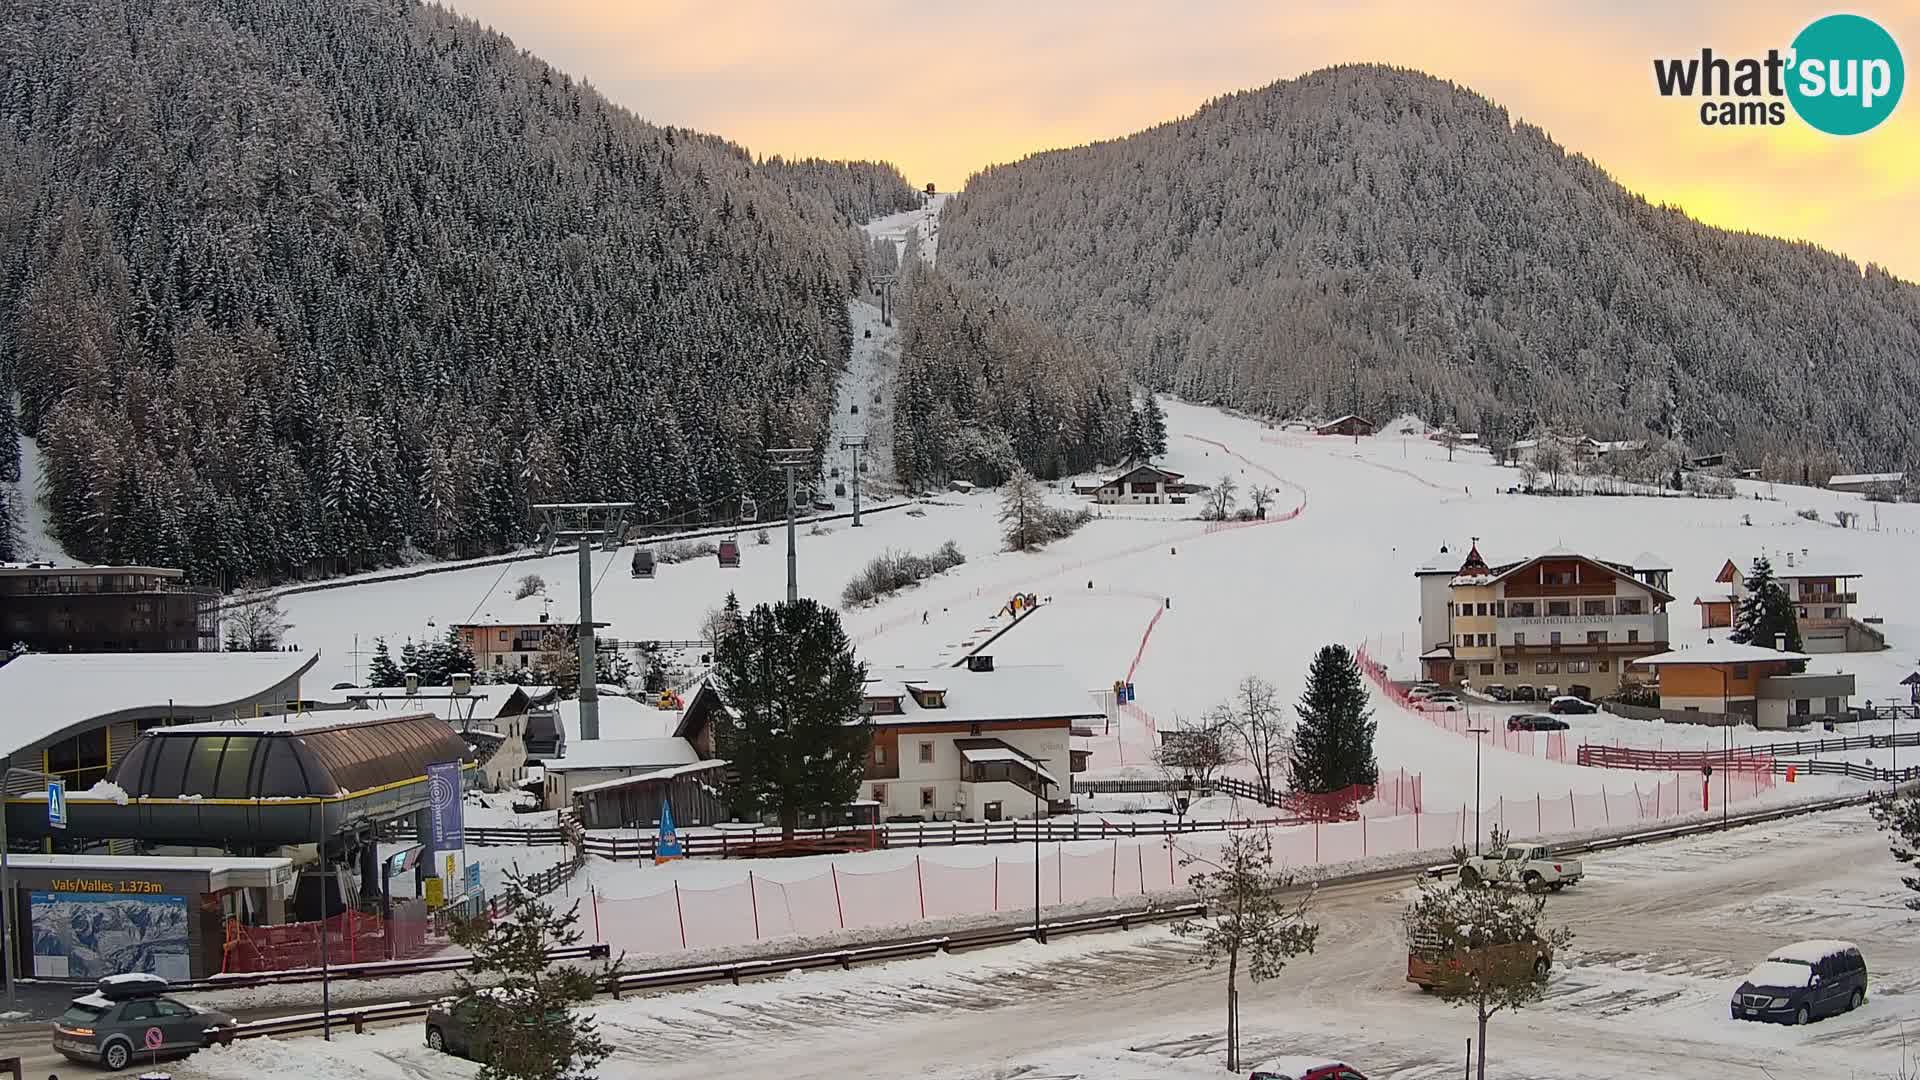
[1654, 13, 1904, 134]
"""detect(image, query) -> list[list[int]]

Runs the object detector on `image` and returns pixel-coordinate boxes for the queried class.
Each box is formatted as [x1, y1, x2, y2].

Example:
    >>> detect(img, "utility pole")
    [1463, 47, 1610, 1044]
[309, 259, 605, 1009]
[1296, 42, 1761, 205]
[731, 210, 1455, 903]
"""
[533, 502, 633, 741]
[840, 436, 868, 527]
[768, 449, 813, 604]
[873, 275, 895, 327]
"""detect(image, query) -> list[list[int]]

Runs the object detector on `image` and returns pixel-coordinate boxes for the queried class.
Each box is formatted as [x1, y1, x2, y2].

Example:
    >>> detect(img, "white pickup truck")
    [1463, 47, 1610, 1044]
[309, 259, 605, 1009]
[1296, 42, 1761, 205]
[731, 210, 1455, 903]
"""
[1458, 843, 1584, 892]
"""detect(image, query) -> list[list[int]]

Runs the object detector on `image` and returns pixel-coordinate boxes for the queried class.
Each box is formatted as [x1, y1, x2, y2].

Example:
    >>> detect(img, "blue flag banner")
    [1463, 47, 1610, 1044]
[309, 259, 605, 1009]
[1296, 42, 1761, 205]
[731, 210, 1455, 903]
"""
[656, 798, 684, 862]
[427, 760, 465, 852]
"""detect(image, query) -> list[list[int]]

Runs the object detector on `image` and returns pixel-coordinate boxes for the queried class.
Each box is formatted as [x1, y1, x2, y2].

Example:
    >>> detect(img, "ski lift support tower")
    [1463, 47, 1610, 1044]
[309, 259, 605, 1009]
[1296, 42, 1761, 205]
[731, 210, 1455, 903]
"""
[533, 501, 634, 742]
[768, 448, 813, 604]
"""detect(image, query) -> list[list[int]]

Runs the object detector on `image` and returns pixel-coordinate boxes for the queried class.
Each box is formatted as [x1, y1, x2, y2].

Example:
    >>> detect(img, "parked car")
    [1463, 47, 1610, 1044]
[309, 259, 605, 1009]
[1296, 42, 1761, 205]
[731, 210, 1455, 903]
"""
[1512, 684, 1538, 702]
[1408, 932, 1554, 990]
[1408, 685, 1438, 700]
[1459, 842, 1584, 892]
[426, 993, 569, 1061]
[1249, 1058, 1368, 1080]
[1548, 696, 1599, 715]
[1426, 693, 1462, 712]
[53, 976, 238, 1070]
[1732, 940, 1868, 1025]
[1507, 713, 1570, 732]
[1484, 683, 1511, 701]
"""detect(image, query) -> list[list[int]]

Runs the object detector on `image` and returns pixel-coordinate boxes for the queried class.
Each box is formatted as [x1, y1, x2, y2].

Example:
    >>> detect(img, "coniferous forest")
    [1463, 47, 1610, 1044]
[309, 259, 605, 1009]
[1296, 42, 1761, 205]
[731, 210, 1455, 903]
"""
[938, 65, 1920, 477]
[0, 0, 915, 581]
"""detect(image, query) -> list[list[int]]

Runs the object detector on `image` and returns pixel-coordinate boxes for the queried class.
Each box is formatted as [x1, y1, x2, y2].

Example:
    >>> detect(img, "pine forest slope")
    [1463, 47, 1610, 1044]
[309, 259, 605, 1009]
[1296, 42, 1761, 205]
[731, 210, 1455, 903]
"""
[937, 64, 1920, 476]
[0, 0, 917, 582]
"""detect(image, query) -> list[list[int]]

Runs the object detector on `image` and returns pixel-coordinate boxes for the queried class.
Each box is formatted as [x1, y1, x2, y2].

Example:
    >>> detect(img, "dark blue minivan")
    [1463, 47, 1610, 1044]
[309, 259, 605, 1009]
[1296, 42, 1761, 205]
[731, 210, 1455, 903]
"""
[1732, 940, 1867, 1025]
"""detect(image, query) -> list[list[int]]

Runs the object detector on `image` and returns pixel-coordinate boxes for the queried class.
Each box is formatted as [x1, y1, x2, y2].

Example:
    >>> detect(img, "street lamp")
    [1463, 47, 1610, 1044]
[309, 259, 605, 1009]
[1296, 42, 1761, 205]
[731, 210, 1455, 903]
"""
[1033, 768, 1051, 942]
[1466, 727, 1489, 854]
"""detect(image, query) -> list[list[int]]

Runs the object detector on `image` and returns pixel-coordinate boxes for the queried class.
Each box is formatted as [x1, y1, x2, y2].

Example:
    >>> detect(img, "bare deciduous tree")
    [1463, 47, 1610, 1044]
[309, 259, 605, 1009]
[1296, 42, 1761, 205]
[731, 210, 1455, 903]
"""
[1155, 713, 1238, 821]
[1205, 473, 1239, 521]
[1439, 424, 1461, 462]
[1247, 484, 1274, 519]
[223, 596, 289, 652]
[1172, 831, 1319, 1072]
[1214, 675, 1292, 798]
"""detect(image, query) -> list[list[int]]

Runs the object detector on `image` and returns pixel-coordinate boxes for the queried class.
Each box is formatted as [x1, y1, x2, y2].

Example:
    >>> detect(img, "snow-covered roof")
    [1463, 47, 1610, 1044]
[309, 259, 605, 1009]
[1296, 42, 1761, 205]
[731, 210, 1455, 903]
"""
[1828, 472, 1903, 486]
[1631, 643, 1812, 667]
[160, 710, 433, 736]
[346, 684, 529, 721]
[555, 696, 681, 740]
[570, 759, 728, 795]
[1100, 463, 1185, 485]
[539, 737, 701, 772]
[861, 665, 1101, 727]
[2, 852, 292, 872]
[1768, 939, 1858, 964]
[1630, 551, 1672, 572]
[1250, 1057, 1349, 1079]
[1414, 548, 1463, 575]
[0, 651, 318, 753]
[1774, 565, 1861, 580]
[1419, 646, 1454, 660]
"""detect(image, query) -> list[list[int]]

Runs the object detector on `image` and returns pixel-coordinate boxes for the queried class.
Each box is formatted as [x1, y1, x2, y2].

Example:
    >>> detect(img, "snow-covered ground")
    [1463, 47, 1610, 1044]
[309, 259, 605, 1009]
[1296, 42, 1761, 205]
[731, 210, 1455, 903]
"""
[277, 395, 1920, 816]
[165, 806, 1917, 1080]
[9, 432, 66, 560]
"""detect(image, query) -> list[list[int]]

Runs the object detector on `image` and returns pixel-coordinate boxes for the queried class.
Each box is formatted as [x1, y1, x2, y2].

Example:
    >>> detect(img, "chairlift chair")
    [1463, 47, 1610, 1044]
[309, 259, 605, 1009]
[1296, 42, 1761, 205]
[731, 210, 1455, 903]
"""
[632, 547, 656, 579]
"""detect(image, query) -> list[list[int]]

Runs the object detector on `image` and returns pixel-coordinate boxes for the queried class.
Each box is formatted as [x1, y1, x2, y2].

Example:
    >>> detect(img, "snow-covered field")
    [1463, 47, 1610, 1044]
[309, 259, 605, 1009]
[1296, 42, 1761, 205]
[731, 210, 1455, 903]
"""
[278, 394, 1920, 814]
[167, 806, 1917, 1080]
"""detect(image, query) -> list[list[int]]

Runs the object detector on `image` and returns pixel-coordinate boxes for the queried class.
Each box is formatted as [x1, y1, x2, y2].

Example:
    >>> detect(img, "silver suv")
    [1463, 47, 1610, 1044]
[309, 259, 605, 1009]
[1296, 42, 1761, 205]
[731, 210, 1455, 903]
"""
[53, 974, 236, 1070]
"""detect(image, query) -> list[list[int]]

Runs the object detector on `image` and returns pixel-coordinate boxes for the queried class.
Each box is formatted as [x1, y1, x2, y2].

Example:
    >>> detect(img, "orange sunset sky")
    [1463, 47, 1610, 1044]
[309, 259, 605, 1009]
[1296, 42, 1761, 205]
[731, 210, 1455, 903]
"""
[447, 1, 1919, 282]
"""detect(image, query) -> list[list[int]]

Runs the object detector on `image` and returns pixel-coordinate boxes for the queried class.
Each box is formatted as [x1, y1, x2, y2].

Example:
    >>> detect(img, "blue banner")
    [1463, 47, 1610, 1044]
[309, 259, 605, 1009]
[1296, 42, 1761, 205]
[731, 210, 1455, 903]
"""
[656, 798, 683, 861]
[427, 760, 465, 852]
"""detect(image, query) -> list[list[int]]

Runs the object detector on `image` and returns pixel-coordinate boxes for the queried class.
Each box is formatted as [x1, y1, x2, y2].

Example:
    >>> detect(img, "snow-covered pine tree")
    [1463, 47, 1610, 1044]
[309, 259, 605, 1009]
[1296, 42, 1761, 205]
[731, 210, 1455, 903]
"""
[1289, 644, 1379, 794]
[1730, 556, 1803, 655]
[1142, 393, 1169, 457]
[710, 598, 868, 839]
[367, 637, 402, 687]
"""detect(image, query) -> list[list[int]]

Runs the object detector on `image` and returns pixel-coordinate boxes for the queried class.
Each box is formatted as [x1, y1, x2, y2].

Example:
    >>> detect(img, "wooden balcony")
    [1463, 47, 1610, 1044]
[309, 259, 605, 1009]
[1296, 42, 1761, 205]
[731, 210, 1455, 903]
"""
[1500, 641, 1668, 658]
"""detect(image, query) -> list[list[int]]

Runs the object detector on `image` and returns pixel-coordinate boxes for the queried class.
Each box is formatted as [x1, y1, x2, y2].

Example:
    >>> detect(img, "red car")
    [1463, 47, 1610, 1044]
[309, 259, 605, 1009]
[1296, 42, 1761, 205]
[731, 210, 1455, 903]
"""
[1249, 1059, 1367, 1080]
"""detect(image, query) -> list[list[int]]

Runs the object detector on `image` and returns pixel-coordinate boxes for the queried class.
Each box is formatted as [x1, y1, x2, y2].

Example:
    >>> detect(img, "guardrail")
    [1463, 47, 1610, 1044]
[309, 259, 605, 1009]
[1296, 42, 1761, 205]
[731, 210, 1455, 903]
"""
[1422, 790, 1879, 878]
[208, 905, 1205, 1042]
[28, 945, 614, 995]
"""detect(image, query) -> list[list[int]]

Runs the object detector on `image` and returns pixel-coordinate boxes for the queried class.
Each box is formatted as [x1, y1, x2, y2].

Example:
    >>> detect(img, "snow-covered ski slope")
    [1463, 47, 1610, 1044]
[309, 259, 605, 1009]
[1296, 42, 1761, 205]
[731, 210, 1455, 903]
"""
[280, 397, 1918, 804]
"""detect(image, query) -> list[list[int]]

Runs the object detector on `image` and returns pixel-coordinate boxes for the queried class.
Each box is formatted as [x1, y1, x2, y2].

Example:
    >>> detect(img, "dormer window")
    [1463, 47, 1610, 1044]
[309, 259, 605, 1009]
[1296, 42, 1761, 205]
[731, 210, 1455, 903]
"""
[906, 684, 947, 709]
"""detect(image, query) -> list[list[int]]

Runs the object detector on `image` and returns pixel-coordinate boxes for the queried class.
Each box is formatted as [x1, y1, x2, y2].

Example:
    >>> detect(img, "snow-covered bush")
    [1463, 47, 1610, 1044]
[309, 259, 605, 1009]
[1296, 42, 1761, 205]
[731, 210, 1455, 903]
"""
[513, 573, 546, 600]
[840, 541, 965, 606]
[656, 540, 719, 564]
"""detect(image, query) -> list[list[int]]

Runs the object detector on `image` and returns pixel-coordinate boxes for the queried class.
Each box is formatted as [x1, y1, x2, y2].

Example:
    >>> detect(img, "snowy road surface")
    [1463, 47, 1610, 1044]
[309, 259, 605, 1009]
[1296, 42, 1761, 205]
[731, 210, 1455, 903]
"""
[140, 806, 1914, 1080]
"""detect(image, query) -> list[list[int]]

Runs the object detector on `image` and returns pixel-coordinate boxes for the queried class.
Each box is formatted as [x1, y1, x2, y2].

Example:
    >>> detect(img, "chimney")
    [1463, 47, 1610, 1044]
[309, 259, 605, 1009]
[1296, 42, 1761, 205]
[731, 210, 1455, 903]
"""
[1775, 634, 1787, 652]
[966, 654, 995, 673]
[404, 672, 419, 695]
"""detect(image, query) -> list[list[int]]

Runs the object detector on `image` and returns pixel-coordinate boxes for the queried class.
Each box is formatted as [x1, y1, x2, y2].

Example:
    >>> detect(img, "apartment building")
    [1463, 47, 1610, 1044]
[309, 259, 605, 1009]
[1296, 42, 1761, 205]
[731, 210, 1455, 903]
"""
[454, 617, 577, 672]
[1416, 544, 1672, 696]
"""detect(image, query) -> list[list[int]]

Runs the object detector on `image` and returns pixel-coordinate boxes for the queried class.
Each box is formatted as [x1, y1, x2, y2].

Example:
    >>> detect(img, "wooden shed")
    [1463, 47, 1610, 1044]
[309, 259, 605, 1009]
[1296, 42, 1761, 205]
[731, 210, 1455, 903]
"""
[570, 760, 729, 830]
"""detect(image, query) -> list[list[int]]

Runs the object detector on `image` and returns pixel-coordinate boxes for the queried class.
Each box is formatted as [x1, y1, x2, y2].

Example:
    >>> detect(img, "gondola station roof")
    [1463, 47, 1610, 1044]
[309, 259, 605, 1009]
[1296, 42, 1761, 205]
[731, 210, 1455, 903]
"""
[112, 712, 470, 799]
[8, 711, 473, 845]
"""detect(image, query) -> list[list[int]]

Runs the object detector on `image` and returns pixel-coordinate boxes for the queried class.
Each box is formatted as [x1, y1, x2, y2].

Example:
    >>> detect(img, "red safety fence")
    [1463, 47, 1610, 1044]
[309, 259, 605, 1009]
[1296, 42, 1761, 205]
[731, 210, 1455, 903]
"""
[1354, 644, 1571, 764]
[222, 904, 438, 974]
[588, 770, 1737, 962]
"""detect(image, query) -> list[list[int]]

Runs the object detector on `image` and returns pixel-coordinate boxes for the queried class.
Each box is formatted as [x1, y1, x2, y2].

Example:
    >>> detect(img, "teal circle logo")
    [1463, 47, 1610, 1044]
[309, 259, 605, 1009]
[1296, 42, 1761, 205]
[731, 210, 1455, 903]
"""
[1787, 14, 1904, 135]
